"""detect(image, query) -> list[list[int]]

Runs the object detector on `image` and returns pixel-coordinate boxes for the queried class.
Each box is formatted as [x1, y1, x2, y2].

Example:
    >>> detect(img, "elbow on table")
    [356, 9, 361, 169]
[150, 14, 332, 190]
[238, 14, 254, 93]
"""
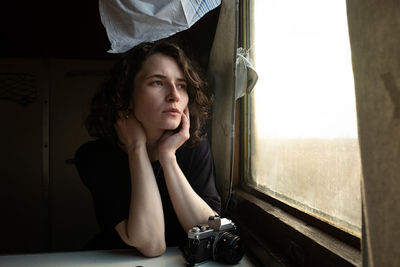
[116, 220, 166, 257]
[124, 234, 166, 257]
[136, 241, 166, 257]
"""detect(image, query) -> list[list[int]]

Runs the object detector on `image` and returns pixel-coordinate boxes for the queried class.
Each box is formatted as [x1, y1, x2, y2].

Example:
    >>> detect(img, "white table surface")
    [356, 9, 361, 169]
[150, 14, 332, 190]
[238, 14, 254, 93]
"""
[0, 247, 255, 267]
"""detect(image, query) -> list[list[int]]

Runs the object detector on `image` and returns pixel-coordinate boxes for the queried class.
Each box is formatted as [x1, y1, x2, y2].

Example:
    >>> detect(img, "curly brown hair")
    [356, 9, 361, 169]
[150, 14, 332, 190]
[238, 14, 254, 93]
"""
[86, 40, 213, 145]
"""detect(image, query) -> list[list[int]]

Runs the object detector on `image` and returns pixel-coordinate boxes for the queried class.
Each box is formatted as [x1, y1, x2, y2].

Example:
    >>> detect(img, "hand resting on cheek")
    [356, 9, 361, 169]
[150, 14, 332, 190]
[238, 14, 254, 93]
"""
[157, 106, 190, 162]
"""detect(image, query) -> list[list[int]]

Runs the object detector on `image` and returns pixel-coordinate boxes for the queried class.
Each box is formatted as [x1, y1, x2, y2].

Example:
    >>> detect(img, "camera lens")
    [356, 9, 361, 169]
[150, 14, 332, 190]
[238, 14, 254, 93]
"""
[215, 232, 245, 265]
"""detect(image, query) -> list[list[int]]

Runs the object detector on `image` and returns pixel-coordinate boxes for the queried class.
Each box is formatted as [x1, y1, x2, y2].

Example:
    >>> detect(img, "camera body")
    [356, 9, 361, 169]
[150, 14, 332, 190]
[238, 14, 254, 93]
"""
[185, 216, 245, 265]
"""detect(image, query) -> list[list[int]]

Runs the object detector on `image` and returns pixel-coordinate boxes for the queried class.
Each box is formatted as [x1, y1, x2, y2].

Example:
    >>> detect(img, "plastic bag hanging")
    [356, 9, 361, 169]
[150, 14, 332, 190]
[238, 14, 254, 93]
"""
[99, 0, 221, 53]
[235, 48, 258, 100]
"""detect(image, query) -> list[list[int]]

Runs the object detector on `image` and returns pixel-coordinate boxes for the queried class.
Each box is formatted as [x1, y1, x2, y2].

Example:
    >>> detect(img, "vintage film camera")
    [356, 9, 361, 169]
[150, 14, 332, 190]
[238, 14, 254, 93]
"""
[184, 216, 245, 266]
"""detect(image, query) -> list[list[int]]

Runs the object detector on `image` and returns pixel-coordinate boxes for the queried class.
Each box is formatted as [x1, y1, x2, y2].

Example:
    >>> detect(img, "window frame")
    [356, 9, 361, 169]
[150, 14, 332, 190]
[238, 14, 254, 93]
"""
[227, 1, 362, 266]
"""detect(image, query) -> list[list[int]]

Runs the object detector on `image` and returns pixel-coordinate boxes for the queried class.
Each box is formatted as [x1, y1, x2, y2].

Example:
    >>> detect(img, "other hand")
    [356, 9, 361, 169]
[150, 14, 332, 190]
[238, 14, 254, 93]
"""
[114, 109, 147, 152]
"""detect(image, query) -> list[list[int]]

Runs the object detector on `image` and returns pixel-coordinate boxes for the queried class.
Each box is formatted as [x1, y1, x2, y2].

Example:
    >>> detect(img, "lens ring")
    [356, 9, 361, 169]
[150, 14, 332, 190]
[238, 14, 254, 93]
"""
[215, 232, 245, 264]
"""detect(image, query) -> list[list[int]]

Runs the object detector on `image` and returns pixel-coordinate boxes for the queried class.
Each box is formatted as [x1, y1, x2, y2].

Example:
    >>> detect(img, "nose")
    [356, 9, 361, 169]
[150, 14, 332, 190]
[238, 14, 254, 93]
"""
[166, 83, 180, 102]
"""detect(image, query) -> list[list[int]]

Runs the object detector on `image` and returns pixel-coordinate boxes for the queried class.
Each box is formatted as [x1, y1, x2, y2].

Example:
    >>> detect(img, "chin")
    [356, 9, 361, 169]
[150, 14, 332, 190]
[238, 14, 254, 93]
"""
[162, 121, 181, 131]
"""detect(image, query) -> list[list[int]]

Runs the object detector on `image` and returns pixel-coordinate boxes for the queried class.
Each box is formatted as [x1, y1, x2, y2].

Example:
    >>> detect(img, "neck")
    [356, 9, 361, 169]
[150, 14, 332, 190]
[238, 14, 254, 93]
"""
[145, 128, 164, 162]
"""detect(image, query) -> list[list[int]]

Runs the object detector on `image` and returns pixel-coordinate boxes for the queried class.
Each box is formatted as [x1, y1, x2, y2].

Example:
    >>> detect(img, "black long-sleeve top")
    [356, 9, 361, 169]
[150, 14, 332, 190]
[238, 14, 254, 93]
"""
[75, 139, 221, 249]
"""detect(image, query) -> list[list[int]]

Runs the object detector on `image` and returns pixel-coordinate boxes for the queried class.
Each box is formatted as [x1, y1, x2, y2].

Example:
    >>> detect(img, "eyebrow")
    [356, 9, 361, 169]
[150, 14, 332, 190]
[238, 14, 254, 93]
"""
[145, 74, 187, 83]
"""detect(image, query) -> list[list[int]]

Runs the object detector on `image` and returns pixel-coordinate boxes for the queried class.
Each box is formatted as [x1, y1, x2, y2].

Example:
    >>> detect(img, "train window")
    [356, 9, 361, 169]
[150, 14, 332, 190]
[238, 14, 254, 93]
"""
[244, 0, 361, 237]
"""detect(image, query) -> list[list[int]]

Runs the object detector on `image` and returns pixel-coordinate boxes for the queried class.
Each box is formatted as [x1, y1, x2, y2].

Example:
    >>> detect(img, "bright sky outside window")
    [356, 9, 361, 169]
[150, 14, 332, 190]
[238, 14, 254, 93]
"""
[248, 0, 361, 236]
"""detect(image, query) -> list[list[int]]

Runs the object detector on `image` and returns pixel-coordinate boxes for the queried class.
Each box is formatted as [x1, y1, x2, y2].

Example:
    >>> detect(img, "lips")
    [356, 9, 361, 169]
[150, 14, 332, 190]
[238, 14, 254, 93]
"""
[163, 108, 180, 115]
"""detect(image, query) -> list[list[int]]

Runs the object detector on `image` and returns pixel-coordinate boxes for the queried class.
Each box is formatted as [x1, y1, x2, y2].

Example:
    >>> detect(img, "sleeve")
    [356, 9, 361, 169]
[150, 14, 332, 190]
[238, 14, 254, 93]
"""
[74, 141, 130, 232]
[179, 140, 222, 214]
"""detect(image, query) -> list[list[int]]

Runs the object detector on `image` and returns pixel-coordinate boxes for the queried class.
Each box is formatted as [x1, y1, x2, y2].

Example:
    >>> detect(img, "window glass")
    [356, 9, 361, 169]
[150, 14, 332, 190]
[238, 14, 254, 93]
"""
[247, 0, 361, 236]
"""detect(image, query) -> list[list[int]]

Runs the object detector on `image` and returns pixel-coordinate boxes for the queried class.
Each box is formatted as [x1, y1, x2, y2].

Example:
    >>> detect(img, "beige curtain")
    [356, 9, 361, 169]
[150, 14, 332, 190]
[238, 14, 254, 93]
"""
[208, 0, 238, 210]
[346, 1, 400, 266]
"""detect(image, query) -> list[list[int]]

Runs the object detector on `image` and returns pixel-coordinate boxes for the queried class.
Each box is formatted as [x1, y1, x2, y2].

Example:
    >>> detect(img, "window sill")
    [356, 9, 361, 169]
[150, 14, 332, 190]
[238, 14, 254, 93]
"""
[226, 189, 361, 267]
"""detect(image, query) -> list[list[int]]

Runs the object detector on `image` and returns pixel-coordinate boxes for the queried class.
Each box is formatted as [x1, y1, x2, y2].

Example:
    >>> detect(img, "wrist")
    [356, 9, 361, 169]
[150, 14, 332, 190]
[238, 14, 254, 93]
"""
[127, 143, 147, 156]
[158, 152, 176, 166]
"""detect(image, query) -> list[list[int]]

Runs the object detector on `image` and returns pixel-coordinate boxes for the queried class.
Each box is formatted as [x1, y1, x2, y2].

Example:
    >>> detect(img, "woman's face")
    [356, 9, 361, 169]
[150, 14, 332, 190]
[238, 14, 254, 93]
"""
[132, 53, 189, 135]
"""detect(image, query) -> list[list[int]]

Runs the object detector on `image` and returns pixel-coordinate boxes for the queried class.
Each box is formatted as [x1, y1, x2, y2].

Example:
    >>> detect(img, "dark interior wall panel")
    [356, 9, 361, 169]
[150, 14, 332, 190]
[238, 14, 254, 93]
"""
[49, 59, 114, 251]
[0, 59, 49, 253]
[0, 58, 115, 254]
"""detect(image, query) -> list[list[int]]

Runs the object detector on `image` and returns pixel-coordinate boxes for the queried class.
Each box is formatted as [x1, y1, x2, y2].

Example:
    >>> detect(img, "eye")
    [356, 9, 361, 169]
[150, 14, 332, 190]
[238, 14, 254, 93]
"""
[150, 80, 162, 86]
[177, 83, 187, 90]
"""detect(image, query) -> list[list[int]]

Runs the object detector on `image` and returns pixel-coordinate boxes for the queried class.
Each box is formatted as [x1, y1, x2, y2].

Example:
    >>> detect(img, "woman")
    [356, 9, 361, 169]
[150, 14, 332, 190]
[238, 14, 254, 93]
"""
[75, 40, 221, 257]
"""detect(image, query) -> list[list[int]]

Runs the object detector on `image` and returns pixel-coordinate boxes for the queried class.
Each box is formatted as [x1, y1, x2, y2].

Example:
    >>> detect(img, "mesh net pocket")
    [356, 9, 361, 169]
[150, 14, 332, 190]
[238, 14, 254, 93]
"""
[0, 73, 38, 106]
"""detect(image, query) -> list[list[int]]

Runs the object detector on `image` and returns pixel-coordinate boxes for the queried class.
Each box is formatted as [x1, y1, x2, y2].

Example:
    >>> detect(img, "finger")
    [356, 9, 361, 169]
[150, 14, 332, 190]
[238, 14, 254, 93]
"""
[180, 111, 190, 141]
[184, 106, 190, 117]
[181, 111, 189, 129]
[183, 108, 190, 128]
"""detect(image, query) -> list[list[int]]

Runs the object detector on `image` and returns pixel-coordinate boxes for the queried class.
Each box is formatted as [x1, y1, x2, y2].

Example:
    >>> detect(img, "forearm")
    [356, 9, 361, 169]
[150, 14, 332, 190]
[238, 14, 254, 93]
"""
[117, 147, 165, 256]
[160, 155, 217, 232]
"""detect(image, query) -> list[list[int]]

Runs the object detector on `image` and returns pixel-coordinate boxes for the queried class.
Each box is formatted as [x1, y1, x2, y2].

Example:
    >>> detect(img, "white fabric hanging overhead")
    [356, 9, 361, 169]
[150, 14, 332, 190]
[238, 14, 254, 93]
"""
[99, 0, 221, 53]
